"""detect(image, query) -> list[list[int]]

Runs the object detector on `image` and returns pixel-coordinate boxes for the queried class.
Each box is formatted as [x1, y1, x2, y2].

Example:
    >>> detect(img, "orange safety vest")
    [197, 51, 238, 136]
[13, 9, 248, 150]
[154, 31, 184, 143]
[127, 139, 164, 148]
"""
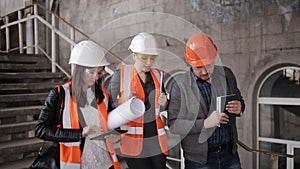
[59, 82, 120, 169]
[119, 64, 168, 156]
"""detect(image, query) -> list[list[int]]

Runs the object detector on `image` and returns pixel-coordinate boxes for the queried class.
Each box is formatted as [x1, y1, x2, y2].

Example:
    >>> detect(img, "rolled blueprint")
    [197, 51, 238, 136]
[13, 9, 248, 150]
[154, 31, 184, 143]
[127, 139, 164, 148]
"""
[107, 97, 145, 130]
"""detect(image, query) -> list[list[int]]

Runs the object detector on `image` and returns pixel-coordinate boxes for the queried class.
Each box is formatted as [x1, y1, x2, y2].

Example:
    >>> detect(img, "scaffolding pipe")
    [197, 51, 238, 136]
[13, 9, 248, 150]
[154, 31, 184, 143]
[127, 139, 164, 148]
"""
[51, 13, 56, 72]
[35, 15, 75, 46]
[34, 5, 38, 54]
[26, 13, 33, 54]
[18, 10, 23, 53]
[45, 0, 50, 54]
[5, 16, 10, 51]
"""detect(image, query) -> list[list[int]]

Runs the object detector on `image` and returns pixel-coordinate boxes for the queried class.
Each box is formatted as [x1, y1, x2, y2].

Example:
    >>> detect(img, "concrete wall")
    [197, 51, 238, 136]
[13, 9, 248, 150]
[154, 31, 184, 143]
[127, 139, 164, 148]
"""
[0, 0, 24, 16]
[57, 1, 300, 168]
[1, 0, 299, 168]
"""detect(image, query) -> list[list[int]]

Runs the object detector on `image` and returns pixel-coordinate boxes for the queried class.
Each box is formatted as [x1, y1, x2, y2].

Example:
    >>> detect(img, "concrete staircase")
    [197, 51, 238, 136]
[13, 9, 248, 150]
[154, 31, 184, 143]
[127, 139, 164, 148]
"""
[0, 53, 67, 169]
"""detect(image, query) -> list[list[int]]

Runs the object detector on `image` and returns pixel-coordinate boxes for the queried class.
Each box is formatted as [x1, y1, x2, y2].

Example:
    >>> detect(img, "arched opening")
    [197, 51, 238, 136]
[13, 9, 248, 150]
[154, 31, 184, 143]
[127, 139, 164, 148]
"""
[256, 65, 300, 169]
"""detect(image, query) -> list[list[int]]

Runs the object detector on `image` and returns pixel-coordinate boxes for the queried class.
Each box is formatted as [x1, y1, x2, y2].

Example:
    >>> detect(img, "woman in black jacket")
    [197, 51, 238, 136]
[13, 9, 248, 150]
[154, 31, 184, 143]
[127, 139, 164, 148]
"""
[35, 40, 120, 169]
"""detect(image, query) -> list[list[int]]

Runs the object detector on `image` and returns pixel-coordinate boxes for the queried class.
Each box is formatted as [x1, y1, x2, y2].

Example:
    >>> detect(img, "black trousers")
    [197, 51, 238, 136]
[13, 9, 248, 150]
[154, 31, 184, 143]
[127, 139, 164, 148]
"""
[124, 153, 166, 169]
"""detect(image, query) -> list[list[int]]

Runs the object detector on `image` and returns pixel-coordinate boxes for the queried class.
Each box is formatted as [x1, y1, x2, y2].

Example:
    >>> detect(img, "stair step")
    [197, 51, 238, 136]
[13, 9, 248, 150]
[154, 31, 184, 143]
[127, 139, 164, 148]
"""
[0, 137, 43, 154]
[0, 93, 47, 108]
[0, 72, 65, 80]
[0, 63, 51, 71]
[0, 156, 36, 169]
[0, 106, 42, 118]
[0, 121, 37, 134]
[0, 82, 57, 90]
[0, 138, 45, 163]
[0, 53, 66, 167]
[0, 93, 48, 102]
[0, 54, 48, 63]
[0, 54, 52, 72]
[0, 82, 56, 95]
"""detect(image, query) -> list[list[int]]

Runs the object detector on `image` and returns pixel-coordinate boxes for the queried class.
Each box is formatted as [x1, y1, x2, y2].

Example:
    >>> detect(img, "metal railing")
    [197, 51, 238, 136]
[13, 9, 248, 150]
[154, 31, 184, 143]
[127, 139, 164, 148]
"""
[166, 140, 300, 169]
[0, 3, 122, 78]
[237, 140, 300, 169]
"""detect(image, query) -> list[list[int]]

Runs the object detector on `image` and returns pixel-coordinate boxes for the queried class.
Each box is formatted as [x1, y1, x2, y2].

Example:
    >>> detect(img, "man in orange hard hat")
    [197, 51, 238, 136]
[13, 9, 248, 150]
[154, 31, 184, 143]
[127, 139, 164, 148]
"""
[168, 34, 245, 169]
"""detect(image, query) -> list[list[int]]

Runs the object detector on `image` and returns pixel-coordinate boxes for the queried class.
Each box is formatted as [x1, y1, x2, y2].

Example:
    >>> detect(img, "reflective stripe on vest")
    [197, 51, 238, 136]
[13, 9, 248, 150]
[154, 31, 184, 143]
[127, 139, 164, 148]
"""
[157, 128, 166, 136]
[60, 83, 120, 169]
[63, 142, 80, 147]
[119, 64, 168, 156]
[120, 126, 143, 135]
[98, 85, 120, 169]
[60, 84, 81, 169]
[111, 154, 118, 163]
[60, 161, 80, 169]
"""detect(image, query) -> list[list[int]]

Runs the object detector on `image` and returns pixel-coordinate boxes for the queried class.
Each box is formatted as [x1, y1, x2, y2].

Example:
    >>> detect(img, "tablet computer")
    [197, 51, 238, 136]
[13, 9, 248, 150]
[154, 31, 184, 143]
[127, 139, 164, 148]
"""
[89, 129, 127, 140]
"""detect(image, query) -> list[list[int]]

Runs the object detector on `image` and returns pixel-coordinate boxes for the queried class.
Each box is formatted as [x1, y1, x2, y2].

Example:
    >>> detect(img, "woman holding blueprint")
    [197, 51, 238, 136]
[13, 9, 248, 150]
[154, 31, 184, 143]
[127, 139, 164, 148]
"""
[108, 33, 168, 169]
[35, 40, 120, 169]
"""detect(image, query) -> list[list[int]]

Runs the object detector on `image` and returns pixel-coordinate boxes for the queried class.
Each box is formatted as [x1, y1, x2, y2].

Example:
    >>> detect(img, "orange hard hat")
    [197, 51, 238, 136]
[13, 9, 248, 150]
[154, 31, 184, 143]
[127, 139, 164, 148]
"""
[184, 34, 218, 67]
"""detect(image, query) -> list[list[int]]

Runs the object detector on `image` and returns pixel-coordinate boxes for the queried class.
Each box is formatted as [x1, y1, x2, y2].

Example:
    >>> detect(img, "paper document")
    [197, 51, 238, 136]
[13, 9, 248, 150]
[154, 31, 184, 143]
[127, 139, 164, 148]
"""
[107, 97, 145, 130]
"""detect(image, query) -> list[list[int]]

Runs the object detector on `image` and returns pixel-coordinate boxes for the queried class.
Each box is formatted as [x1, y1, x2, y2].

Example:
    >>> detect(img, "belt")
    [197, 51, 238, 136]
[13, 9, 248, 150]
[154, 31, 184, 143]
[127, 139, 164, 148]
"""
[208, 143, 231, 152]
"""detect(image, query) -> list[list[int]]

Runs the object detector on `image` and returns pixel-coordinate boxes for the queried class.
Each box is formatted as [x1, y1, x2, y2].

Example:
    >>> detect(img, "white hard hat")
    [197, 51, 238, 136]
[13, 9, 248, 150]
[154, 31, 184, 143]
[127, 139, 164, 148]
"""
[69, 40, 109, 67]
[128, 32, 159, 55]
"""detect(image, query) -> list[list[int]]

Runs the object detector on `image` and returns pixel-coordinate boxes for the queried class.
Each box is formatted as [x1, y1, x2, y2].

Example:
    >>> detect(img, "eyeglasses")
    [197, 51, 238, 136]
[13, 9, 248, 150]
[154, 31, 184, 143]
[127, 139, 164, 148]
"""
[85, 68, 105, 77]
[135, 53, 158, 63]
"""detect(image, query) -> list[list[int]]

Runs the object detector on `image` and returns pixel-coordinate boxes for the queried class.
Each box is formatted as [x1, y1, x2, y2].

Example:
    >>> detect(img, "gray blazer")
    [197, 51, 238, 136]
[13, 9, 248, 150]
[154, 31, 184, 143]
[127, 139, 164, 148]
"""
[167, 65, 245, 164]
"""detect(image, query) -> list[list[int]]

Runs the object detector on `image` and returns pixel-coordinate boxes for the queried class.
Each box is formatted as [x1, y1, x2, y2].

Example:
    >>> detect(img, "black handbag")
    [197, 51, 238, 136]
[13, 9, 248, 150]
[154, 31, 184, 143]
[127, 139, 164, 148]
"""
[29, 142, 60, 169]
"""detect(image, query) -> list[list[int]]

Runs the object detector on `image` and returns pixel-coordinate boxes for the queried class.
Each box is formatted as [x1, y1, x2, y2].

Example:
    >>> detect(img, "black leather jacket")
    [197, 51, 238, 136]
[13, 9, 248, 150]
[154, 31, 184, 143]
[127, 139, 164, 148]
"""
[35, 86, 83, 142]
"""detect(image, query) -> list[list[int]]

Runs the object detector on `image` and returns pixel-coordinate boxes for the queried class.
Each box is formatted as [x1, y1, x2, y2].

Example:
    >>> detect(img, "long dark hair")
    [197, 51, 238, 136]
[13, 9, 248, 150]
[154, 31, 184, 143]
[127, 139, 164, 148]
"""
[71, 65, 104, 107]
[95, 78, 105, 103]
